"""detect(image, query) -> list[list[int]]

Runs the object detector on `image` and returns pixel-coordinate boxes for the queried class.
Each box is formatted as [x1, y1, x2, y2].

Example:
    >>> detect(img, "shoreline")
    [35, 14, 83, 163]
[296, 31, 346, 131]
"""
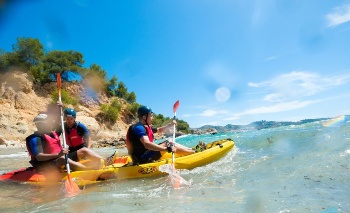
[0, 140, 26, 149]
[0, 139, 127, 149]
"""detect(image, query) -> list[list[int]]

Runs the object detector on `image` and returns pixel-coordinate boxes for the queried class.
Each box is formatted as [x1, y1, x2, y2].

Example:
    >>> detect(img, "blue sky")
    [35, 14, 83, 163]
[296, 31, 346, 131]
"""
[1, 0, 350, 128]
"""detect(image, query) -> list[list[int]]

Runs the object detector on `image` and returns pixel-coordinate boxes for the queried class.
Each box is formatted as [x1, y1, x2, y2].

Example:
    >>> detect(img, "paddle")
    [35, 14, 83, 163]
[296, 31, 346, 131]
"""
[157, 101, 190, 188]
[57, 73, 80, 196]
[171, 100, 181, 188]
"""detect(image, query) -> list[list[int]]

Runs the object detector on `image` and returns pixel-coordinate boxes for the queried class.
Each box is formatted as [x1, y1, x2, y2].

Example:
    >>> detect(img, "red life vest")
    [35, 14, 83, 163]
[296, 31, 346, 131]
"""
[65, 127, 84, 148]
[42, 132, 62, 154]
[26, 131, 62, 160]
[145, 125, 154, 142]
[126, 124, 154, 155]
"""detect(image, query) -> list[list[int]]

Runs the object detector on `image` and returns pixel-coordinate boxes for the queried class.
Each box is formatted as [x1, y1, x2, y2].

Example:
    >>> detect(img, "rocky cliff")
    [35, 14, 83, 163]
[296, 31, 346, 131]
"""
[0, 71, 138, 148]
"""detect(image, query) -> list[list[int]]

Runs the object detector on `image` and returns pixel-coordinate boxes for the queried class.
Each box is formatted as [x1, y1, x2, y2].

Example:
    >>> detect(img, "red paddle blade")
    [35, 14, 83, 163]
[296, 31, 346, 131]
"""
[64, 176, 80, 197]
[57, 73, 61, 88]
[173, 180, 180, 188]
[172, 164, 181, 189]
[173, 100, 180, 113]
[159, 164, 190, 188]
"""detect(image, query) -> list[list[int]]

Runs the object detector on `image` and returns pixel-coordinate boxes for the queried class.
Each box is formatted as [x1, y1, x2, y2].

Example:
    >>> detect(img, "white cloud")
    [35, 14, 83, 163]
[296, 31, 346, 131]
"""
[326, 4, 350, 27]
[201, 109, 217, 117]
[223, 100, 319, 122]
[223, 93, 350, 123]
[188, 71, 350, 126]
[247, 82, 260, 87]
[182, 109, 229, 118]
[239, 100, 317, 115]
[248, 71, 350, 102]
[200, 109, 229, 117]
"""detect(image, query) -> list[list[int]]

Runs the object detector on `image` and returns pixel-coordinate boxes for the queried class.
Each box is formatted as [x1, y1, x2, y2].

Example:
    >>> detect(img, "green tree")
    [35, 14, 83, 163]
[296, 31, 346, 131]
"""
[85, 64, 107, 79]
[1, 38, 46, 81]
[177, 119, 190, 133]
[127, 102, 141, 117]
[0, 37, 196, 129]
[29, 62, 46, 83]
[43, 50, 84, 79]
[106, 75, 118, 96]
[126, 91, 136, 103]
[0, 49, 9, 72]
[153, 114, 166, 127]
[115, 81, 128, 99]
[12, 37, 44, 70]
[109, 75, 118, 88]
[151, 114, 190, 133]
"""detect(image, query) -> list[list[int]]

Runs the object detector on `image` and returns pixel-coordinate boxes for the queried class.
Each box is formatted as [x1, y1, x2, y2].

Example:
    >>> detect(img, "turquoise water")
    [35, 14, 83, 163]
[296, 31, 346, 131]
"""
[0, 120, 349, 212]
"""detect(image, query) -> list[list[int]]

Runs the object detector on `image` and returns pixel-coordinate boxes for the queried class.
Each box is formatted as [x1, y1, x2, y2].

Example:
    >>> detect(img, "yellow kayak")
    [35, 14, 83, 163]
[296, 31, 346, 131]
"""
[1, 138, 234, 186]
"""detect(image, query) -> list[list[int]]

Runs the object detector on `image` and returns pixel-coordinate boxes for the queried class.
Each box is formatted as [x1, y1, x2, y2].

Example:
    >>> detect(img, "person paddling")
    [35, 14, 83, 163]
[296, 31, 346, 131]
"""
[26, 113, 92, 172]
[126, 106, 194, 164]
[55, 108, 106, 169]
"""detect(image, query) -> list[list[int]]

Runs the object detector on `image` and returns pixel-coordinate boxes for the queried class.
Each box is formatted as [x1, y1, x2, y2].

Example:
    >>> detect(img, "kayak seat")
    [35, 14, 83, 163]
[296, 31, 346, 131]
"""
[106, 151, 118, 165]
[193, 141, 207, 152]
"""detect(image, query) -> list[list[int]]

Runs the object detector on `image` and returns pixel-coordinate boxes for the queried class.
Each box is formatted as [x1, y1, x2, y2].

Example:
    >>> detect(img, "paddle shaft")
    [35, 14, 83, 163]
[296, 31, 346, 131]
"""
[57, 74, 72, 177]
[172, 100, 179, 166]
[172, 113, 176, 165]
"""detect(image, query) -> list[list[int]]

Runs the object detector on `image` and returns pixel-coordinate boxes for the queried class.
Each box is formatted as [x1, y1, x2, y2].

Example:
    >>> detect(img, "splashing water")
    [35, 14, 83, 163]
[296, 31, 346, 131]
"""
[1, 121, 350, 212]
[159, 164, 191, 188]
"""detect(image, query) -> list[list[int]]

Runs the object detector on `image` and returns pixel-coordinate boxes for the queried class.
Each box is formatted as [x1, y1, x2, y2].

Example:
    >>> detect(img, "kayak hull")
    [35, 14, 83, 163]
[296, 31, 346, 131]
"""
[1, 138, 234, 186]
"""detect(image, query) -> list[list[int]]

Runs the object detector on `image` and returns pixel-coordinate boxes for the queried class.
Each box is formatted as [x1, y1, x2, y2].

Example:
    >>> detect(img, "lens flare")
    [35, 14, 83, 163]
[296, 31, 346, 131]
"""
[322, 115, 346, 127]
[215, 87, 231, 102]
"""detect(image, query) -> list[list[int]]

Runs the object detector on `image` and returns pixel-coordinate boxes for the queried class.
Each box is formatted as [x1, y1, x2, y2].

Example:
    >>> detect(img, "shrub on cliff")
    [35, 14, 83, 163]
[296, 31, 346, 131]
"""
[100, 98, 122, 123]
[51, 89, 78, 106]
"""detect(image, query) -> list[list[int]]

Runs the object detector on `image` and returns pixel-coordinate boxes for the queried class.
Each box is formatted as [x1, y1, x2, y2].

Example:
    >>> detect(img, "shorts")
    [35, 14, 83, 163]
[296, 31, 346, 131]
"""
[68, 151, 78, 161]
[139, 141, 168, 164]
[139, 150, 162, 164]
[29, 160, 60, 172]
[67, 144, 85, 161]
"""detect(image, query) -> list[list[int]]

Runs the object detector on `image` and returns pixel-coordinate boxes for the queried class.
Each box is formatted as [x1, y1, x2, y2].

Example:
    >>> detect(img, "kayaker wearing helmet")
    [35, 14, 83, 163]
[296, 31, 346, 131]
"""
[126, 106, 194, 164]
[26, 113, 91, 171]
[56, 108, 106, 169]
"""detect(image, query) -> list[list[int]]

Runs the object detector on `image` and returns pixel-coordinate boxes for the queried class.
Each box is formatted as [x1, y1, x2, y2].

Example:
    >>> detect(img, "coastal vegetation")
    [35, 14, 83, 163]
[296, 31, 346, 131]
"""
[196, 118, 335, 133]
[0, 37, 191, 133]
[1, 38, 344, 135]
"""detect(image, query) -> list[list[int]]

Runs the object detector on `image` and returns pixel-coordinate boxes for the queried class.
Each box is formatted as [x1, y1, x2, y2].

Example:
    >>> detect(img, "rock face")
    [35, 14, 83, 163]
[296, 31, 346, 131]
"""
[0, 71, 47, 147]
[0, 71, 131, 148]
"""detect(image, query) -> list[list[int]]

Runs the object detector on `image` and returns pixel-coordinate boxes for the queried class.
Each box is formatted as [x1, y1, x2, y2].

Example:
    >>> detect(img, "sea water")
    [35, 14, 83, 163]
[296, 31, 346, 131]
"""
[0, 119, 349, 213]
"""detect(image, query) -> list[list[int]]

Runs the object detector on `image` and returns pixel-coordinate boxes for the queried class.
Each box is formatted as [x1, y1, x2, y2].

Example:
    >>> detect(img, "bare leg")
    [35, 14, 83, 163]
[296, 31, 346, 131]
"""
[77, 147, 104, 161]
[56, 157, 90, 171]
[160, 142, 195, 155]
[174, 143, 195, 155]
[77, 147, 106, 169]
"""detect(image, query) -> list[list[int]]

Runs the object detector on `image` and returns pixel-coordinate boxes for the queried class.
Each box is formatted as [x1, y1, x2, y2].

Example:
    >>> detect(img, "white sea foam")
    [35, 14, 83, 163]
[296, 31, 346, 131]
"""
[0, 152, 28, 158]
[1, 121, 349, 212]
